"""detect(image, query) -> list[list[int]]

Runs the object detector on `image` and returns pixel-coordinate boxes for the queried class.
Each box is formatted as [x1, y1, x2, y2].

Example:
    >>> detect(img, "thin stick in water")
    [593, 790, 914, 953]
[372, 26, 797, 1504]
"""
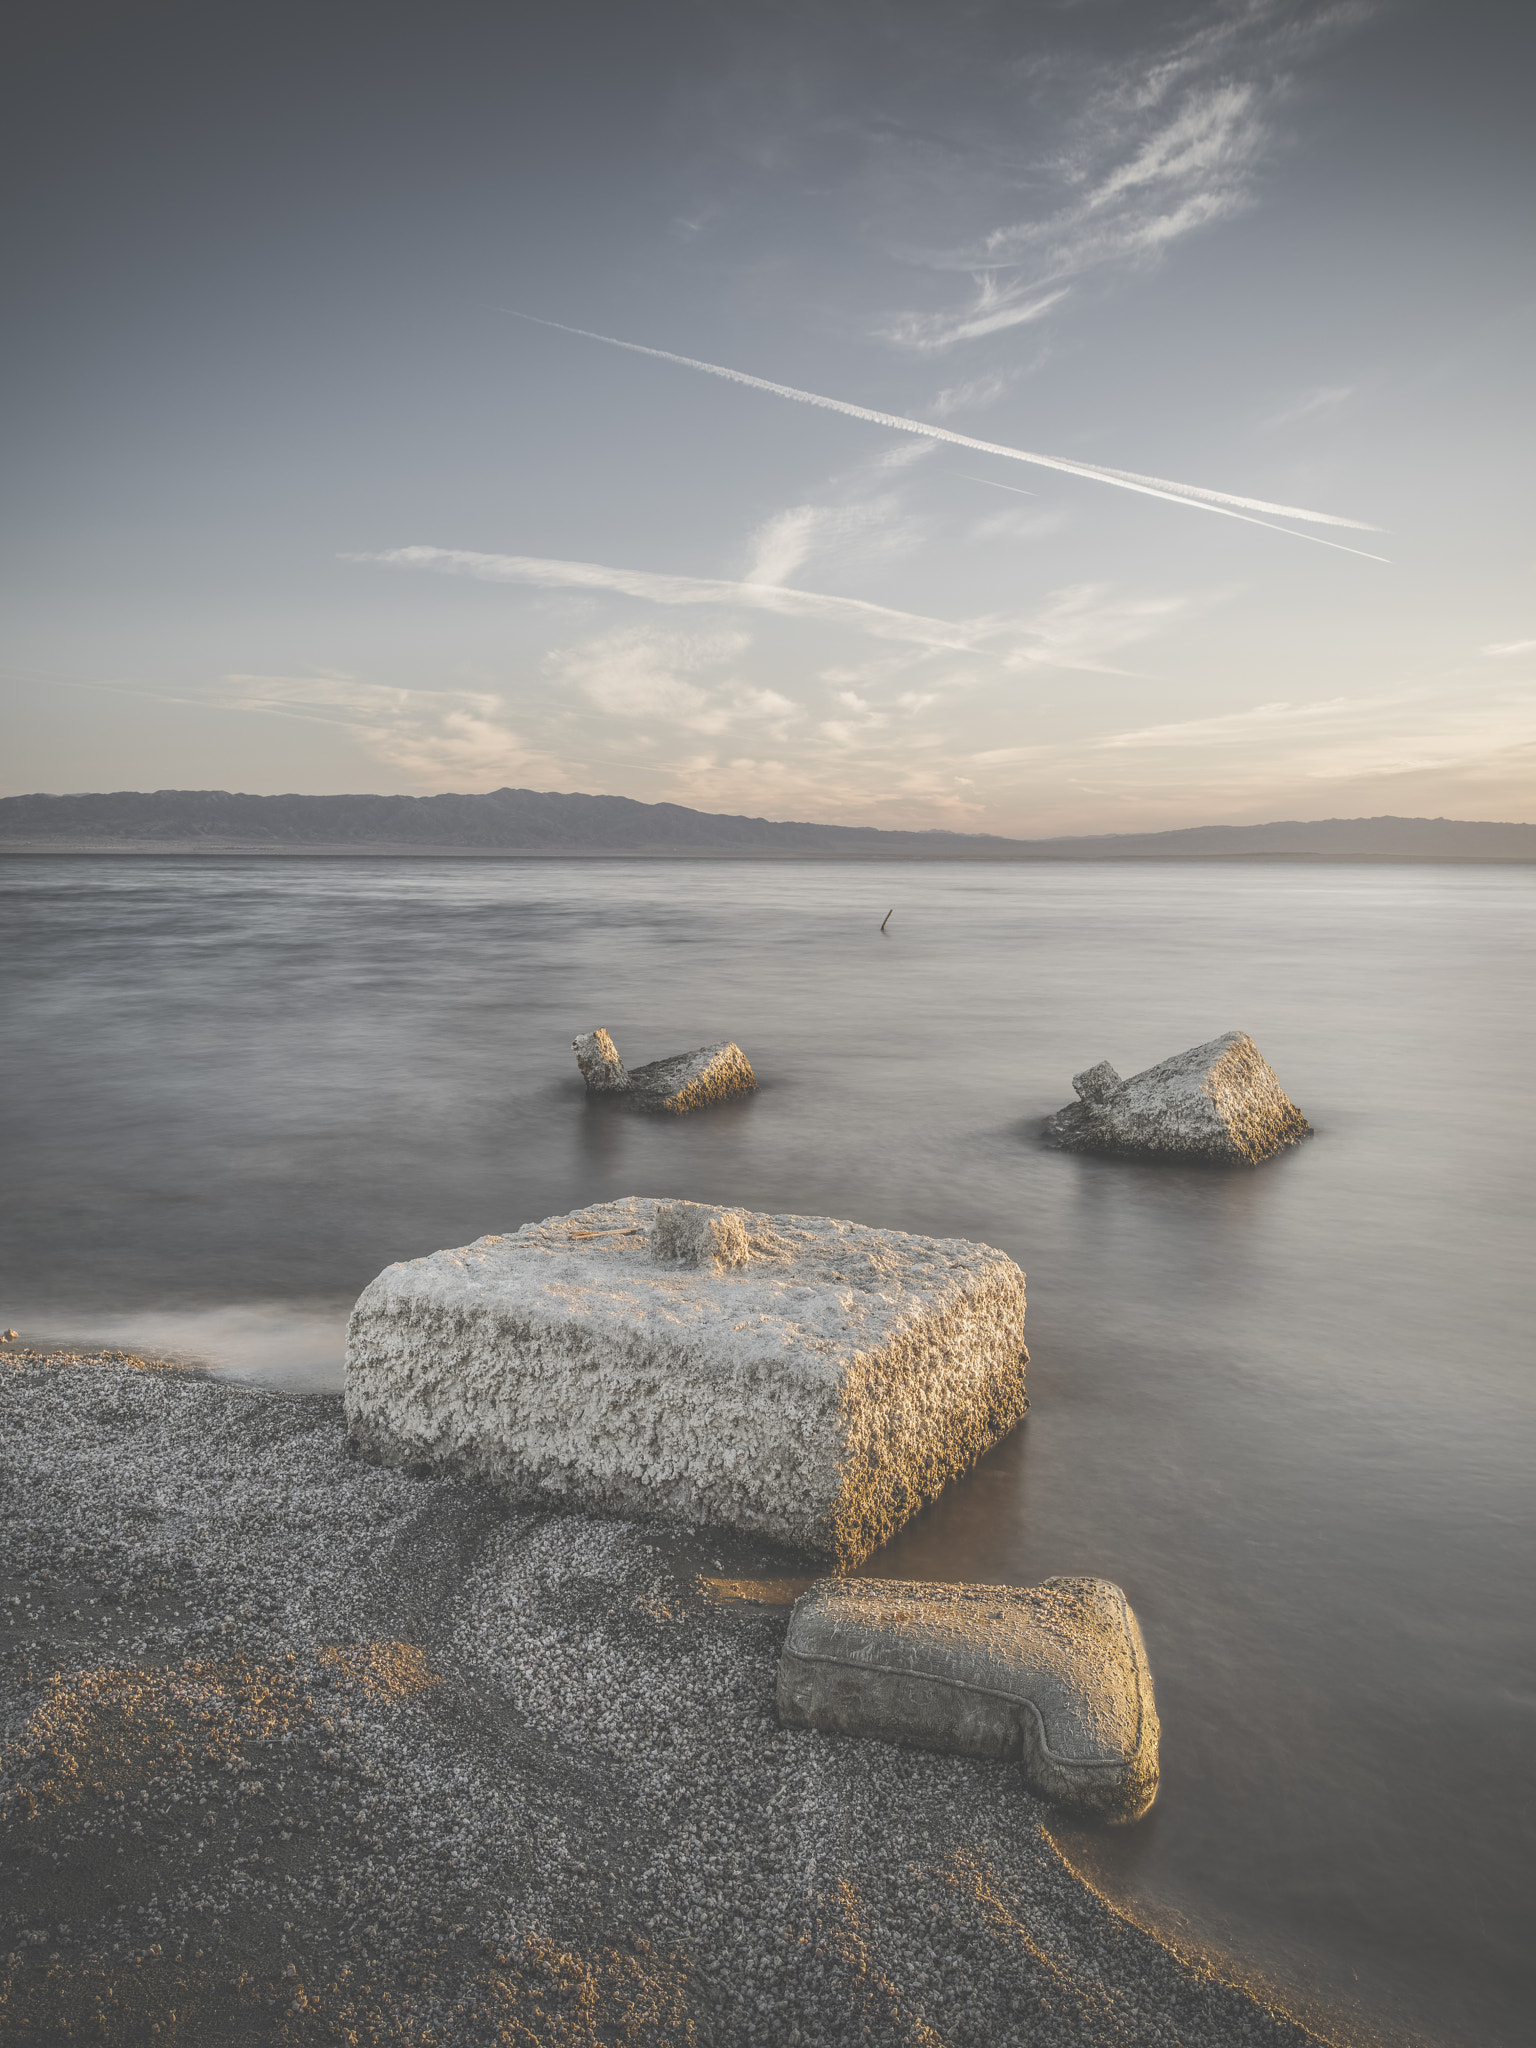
[880, 910, 893, 933]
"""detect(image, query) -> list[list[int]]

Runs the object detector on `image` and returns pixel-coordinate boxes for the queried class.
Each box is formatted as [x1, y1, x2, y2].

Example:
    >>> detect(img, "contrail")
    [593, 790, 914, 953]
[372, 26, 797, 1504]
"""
[506, 313, 1390, 562]
[959, 473, 1038, 498]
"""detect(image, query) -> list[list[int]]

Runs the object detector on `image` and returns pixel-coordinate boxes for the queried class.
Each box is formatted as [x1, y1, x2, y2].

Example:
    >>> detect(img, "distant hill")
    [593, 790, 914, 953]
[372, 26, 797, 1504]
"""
[1, 787, 1532, 860]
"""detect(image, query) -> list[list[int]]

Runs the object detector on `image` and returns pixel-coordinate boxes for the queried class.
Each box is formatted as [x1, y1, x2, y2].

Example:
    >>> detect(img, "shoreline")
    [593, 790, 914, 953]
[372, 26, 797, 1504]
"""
[2, 1349, 1345, 2046]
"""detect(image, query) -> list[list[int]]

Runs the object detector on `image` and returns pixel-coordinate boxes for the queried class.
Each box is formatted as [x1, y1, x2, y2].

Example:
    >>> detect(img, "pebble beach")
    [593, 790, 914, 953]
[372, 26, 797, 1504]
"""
[1, 1348, 1329, 2046]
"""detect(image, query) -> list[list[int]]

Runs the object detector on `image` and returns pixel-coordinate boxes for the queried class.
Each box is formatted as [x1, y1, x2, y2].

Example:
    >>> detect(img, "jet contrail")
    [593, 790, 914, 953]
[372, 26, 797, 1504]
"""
[960, 473, 1038, 498]
[506, 312, 1390, 562]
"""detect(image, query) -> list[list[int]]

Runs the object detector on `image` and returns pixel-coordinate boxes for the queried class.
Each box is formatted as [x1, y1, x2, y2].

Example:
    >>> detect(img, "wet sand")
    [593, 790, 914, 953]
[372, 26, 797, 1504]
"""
[2, 1349, 1332, 2046]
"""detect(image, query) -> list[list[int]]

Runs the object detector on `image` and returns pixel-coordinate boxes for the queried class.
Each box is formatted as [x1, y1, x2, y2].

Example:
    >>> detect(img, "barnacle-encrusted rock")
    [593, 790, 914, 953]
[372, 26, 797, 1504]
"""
[345, 1197, 1028, 1569]
[573, 1029, 756, 1113]
[1045, 1031, 1310, 1165]
[777, 1574, 1159, 1823]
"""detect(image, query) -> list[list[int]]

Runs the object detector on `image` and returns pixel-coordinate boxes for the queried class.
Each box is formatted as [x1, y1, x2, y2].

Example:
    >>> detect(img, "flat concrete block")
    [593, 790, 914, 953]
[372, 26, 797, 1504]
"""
[1045, 1030, 1310, 1164]
[345, 1197, 1028, 1569]
[573, 1028, 757, 1113]
[777, 1575, 1158, 1823]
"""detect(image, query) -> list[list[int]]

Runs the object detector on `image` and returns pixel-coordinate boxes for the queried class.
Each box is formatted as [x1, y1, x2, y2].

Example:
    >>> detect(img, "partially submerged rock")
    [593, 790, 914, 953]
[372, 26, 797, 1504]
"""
[573, 1028, 756, 1113]
[777, 1574, 1159, 1824]
[572, 1026, 628, 1093]
[1045, 1031, 1310, 1165]
[345, 1197, 1028, 1569]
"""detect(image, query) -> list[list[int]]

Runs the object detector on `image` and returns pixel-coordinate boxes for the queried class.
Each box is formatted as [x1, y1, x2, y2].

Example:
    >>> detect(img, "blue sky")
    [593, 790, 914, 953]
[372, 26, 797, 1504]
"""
[3, 0, 1533, 831]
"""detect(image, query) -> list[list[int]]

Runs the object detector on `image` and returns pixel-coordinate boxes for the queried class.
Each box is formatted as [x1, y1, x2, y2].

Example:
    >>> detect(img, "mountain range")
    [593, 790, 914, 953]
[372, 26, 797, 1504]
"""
[2, 787, 1532, 860]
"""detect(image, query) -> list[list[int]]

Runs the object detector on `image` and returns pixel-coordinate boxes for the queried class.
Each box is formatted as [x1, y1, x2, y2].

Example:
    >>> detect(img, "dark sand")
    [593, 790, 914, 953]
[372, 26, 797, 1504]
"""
[1, 1349, 1330, 2046]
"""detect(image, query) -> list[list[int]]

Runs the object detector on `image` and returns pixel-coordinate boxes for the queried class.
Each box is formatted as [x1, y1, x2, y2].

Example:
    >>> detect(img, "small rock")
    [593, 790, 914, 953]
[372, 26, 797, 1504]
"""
[652, 1202, 751, 1270]
[572, 1028, 629, 1093]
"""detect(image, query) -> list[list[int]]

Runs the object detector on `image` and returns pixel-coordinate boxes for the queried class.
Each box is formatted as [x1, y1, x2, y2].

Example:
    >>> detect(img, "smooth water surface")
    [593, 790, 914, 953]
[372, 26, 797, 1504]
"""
[3, 855, 1533, 2046]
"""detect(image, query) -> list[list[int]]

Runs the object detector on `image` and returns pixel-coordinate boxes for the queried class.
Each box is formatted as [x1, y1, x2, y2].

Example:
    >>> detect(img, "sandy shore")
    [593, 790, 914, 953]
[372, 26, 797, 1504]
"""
[1, 1349, 1328, 2046]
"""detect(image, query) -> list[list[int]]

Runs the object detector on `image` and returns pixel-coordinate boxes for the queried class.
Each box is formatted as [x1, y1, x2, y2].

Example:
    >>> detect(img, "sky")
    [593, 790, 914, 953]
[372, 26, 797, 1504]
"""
[3, 0, 1533, 835]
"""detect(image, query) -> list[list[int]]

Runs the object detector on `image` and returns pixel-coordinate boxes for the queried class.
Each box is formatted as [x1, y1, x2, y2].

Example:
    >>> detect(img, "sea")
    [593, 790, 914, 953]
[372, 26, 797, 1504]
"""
[3, 853, 1532, 2048]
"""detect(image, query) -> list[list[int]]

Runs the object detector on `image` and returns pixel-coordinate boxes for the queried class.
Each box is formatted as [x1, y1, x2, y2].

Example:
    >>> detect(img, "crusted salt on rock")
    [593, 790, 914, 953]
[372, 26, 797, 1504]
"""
[1045, 1031, 1310, 1165]
[573, 1028, 757, 1113]
[344, 1196, 1028, 1569]
[777, 1574, 1159, 1824]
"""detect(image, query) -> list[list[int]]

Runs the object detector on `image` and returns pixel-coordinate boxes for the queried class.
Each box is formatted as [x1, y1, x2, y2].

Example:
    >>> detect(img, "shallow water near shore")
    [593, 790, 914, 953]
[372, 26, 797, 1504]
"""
[4, 853, 1533, 2047]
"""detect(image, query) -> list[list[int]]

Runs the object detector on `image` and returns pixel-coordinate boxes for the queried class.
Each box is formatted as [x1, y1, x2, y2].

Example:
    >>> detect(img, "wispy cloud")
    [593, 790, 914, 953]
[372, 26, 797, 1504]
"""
[219, 672, 553, 784]
[355, 543, 1178, 678]
[508, 315, 1387, 556]
[1093, 685, 1536, 790]
[879, 5, 1373, 357]
[886, 286, 1069, 354]
[1257, 386, 1355, 433]
[1098, 695, 1382, 749]
[742, 498, 918, 587]
[930, 368, 1022, 419]
[542, 625, 802, 740]
[351, 544, 982, 650]
[1483, 639, 1536, 657]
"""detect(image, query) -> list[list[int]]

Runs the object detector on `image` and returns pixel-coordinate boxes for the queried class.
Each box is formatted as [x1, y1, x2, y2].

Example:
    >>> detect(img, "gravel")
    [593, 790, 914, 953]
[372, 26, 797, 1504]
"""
[1, 1349, 1327, 2045]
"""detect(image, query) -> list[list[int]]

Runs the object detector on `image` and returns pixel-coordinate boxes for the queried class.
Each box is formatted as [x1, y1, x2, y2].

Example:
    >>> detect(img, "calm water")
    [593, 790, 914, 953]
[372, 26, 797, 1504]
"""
[3, 855, 1533, 2046]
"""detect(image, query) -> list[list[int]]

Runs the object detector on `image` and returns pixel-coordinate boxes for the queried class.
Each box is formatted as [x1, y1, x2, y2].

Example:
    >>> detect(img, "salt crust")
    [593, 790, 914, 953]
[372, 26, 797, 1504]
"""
[778, 1576, 1159, 1824]
[3, 1352, 1324, 2047]
[1045, 1031, 1310, 1164]
[344, 1197, 1029, 1568]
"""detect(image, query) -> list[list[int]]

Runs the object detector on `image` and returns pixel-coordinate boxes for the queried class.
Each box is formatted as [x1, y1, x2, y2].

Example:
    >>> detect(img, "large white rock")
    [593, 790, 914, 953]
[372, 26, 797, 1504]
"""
[573, 1027, 757, 1113]
[777, 1574, 1159, 1823]
[344, 1198, 1028, 1568]
[1045, 1030, 1310, 1164]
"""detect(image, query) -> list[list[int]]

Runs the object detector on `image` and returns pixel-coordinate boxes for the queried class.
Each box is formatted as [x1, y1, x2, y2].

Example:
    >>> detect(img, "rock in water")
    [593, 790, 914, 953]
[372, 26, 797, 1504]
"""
[777, 1575, 1159, 1823]
[344, 1197, 1028, 1569]
[572, 1027, 629, 1093]
[1045, 1030, 1310, 1164]
[573, 1028, 756, 1112]
[627, 1040, 757, 1113]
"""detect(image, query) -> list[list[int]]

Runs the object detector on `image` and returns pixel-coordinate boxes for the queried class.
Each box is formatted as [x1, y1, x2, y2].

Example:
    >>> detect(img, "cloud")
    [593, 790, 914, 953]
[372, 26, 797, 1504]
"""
[541, 625, 802, 739]
[1257, 386, 1355, 433]
[357, 541, 1186, 680]
[1483, 639, 1536, 657]
[742, 497, 919, 587]
[998, 583, 1192, 677]
[507, 316, 1388, 556]
[885, 287, 1069, 355]
[351, 544, 984, 651]
[1098, 696, 1376, 749]
[876, 6, 1374, 358]
[1093, 686, 1536, 790]
[930, 369, 1021, 418]
[218, 672, 551, 784]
